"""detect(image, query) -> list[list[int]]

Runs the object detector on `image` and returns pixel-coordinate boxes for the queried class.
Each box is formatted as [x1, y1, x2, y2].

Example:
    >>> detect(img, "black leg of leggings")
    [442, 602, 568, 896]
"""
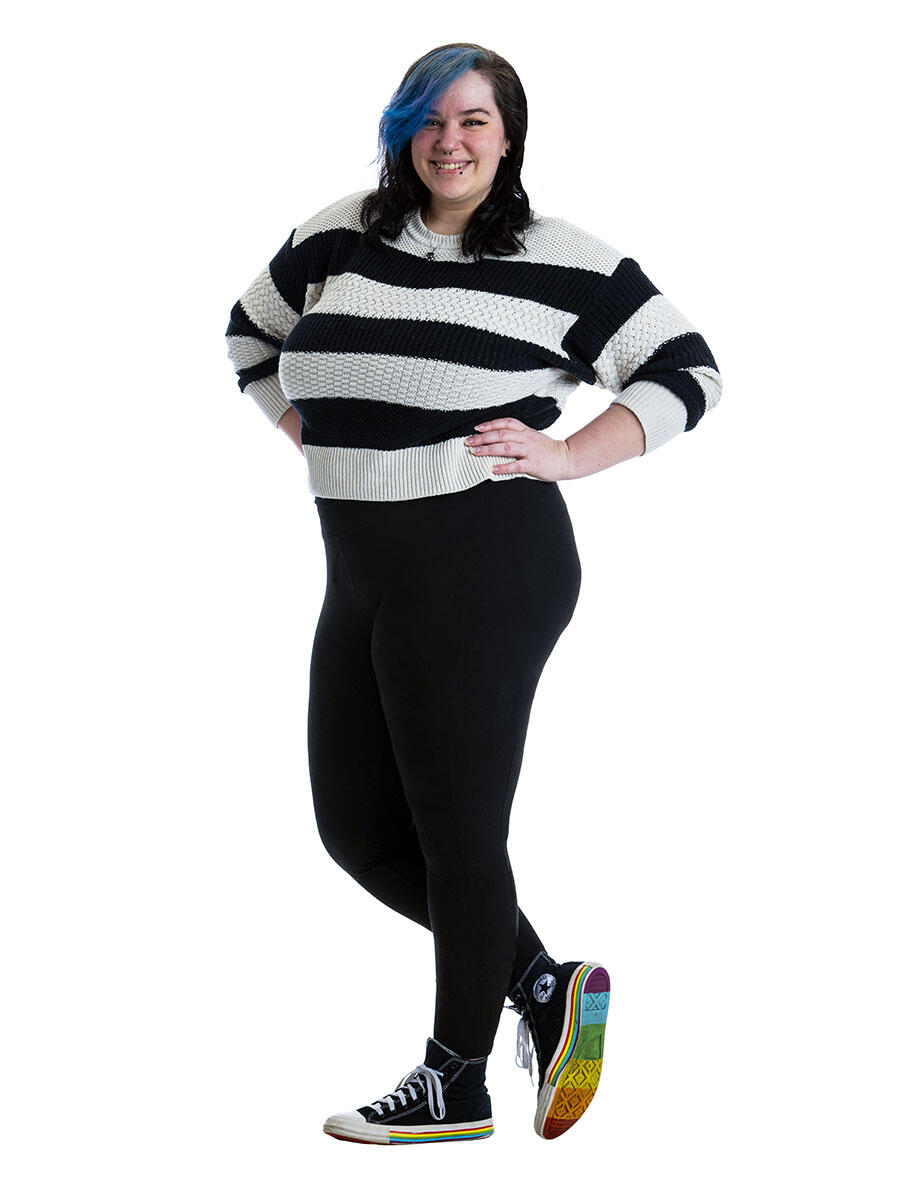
[308, 478, 581, 1059]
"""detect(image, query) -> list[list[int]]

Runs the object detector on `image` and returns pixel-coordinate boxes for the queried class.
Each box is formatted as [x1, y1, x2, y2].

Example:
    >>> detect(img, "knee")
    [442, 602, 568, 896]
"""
[421, 835, 511, 888]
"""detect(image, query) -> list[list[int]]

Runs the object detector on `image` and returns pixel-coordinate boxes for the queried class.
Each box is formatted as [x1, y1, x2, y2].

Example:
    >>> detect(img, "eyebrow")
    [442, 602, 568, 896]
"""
[426, 108, 492, 117]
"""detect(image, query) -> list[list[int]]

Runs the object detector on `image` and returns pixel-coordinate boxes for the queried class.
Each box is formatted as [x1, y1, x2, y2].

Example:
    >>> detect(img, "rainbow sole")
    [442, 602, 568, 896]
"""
[535, 962, 609, 1139]
[324, 1117, 494, 1145]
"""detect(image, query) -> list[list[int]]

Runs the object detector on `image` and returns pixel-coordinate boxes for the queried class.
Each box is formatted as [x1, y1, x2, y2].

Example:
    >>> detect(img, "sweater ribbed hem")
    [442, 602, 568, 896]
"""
[304, 437, 541, 500]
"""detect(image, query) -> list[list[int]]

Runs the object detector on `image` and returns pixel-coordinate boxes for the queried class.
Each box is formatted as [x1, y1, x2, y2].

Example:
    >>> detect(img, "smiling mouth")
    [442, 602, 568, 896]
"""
[430, 161, 472, 173]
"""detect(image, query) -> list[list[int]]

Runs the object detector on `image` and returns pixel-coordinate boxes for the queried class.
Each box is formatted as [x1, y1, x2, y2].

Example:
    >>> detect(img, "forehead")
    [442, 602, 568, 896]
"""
[427, 71, 495, 115]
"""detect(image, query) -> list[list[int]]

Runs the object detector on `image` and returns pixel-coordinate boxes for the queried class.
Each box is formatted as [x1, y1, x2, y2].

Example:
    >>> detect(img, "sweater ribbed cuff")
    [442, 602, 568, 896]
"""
[245, 375, 293, 426]
[611, 379, 688, 454]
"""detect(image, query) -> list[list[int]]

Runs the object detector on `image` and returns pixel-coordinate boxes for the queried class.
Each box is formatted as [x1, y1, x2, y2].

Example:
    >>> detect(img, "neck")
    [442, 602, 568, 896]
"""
[421, 199, 478, 237]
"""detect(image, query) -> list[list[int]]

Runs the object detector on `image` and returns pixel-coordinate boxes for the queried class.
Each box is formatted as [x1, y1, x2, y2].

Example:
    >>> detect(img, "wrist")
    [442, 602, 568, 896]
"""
[561, 436, 587, 480]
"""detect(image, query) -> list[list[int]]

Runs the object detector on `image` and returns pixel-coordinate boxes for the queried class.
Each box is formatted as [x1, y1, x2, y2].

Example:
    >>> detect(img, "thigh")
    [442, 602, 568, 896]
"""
[307, 534, 416, 868]
[338, 480, 582, 858]
[446, 478, 582, 711]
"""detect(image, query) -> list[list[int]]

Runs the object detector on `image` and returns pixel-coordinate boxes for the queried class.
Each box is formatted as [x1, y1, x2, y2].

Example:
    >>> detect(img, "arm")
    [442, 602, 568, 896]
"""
[469, 251, 722, 482]
[224, 227, 311, 428]
[563, 401, 646, 478]
[568, 254, 723, 461]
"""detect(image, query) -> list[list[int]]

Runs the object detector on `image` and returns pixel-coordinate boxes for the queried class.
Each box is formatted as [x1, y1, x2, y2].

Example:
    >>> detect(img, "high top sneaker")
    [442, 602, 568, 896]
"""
[506, 950, 610, 1139]
[322, 1036, 494, 1145]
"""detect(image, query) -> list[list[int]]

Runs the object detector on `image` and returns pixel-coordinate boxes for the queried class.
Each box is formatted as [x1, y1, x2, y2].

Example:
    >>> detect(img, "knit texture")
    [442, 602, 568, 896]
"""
[225, 189, 722, 500]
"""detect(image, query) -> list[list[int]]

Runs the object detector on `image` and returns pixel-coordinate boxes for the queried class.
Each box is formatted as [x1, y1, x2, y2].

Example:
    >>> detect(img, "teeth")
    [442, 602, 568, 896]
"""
[432, 162, 470, 170]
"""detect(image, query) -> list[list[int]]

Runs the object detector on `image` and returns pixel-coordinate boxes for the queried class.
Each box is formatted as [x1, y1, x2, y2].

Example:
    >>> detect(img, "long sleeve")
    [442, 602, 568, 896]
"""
[225, 227, 312, 426]
[570, 255, 723, 454]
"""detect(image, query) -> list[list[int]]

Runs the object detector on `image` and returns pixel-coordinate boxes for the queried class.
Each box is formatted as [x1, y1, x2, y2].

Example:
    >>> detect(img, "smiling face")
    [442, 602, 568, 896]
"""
[410, 69, 511, 230]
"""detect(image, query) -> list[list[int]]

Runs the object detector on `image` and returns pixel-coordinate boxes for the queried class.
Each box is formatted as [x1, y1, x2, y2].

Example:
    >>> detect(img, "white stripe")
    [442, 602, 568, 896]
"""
[308, 272, 580, 353]
[592, 293, 697, 393]
[236, 268, 310, 342]
[225, 333, 280, 373]
[280, 352, 564, 411]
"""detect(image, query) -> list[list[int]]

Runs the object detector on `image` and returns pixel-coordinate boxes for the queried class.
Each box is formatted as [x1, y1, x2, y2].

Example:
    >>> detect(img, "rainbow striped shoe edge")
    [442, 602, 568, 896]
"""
[322, 1036, 494, 1145]
[323, 1113, 495, 1145]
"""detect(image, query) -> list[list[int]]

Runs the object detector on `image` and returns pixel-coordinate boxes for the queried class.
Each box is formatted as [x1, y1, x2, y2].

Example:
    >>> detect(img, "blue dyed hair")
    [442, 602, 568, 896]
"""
[378, 46, 487, 165]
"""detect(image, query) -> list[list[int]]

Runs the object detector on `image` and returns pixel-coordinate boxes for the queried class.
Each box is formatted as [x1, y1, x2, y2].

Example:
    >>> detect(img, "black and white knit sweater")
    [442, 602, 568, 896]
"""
[225, 189, 722, 500]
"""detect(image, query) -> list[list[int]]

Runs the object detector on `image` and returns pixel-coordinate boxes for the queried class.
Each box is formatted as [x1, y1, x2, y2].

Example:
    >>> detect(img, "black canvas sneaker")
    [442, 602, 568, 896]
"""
[322, 1036, 494, 1145]
[506, 950, 610, 1139]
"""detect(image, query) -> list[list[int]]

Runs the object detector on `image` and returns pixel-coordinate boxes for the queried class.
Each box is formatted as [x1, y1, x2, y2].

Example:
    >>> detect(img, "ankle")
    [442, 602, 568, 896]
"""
[509, 950, 559, 1013]
[431, 1034, 489, 1064]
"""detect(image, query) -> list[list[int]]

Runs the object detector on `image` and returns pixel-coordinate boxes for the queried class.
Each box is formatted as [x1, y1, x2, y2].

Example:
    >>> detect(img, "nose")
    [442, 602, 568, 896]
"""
[436, 132, 464, 153]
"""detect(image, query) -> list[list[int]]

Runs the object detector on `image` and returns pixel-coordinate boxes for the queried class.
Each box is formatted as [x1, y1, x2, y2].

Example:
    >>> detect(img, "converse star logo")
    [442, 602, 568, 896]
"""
[533, 973, 556, 1003]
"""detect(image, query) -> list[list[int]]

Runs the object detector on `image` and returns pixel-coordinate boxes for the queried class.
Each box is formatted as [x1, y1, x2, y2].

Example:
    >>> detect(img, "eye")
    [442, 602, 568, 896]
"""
[423, 119, 487, 127]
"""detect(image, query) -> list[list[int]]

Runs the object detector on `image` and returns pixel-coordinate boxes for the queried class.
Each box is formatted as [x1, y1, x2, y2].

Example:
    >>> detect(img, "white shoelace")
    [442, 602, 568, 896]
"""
[504, 1004, 536, 1086]
[369, 1063, 446, 1120]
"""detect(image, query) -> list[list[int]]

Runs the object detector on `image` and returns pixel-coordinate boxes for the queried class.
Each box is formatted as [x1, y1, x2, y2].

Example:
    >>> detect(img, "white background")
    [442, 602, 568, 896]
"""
[3, 1, 897, 1195]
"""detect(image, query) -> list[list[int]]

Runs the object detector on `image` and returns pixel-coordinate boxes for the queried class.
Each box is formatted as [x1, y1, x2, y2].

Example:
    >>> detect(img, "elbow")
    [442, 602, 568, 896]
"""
[691, 365, 723, 422]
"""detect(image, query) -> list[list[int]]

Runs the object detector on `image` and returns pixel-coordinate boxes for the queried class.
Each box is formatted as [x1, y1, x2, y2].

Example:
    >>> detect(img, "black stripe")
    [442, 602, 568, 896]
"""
[225, 302, 282, 349]
[297, 393, 562, 450]
[235, 359, 280, 392]
[562, 257, 661, 365]
[283, 312, 578, 376]
[325, 227, 612, 315]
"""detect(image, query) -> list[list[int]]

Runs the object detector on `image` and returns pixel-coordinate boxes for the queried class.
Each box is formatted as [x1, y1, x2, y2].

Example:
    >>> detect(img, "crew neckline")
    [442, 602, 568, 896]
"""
[408, 207, 464, 247]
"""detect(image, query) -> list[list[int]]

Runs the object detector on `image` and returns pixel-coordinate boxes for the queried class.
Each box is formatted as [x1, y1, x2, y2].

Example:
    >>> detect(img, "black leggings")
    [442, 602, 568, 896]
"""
[308, 477, 582, 1058]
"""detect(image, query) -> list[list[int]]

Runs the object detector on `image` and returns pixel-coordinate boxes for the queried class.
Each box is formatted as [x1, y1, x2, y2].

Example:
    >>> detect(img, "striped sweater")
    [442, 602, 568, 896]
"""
[225, 188, 722, 500]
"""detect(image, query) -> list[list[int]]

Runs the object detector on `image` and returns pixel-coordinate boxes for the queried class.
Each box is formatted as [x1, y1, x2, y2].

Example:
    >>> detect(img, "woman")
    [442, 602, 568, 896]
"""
[225, 43, 722, 1146]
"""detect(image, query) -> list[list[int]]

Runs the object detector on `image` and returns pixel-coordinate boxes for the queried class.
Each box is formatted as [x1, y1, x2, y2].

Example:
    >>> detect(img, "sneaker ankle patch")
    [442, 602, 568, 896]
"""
[533, 973, 557, 1003]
